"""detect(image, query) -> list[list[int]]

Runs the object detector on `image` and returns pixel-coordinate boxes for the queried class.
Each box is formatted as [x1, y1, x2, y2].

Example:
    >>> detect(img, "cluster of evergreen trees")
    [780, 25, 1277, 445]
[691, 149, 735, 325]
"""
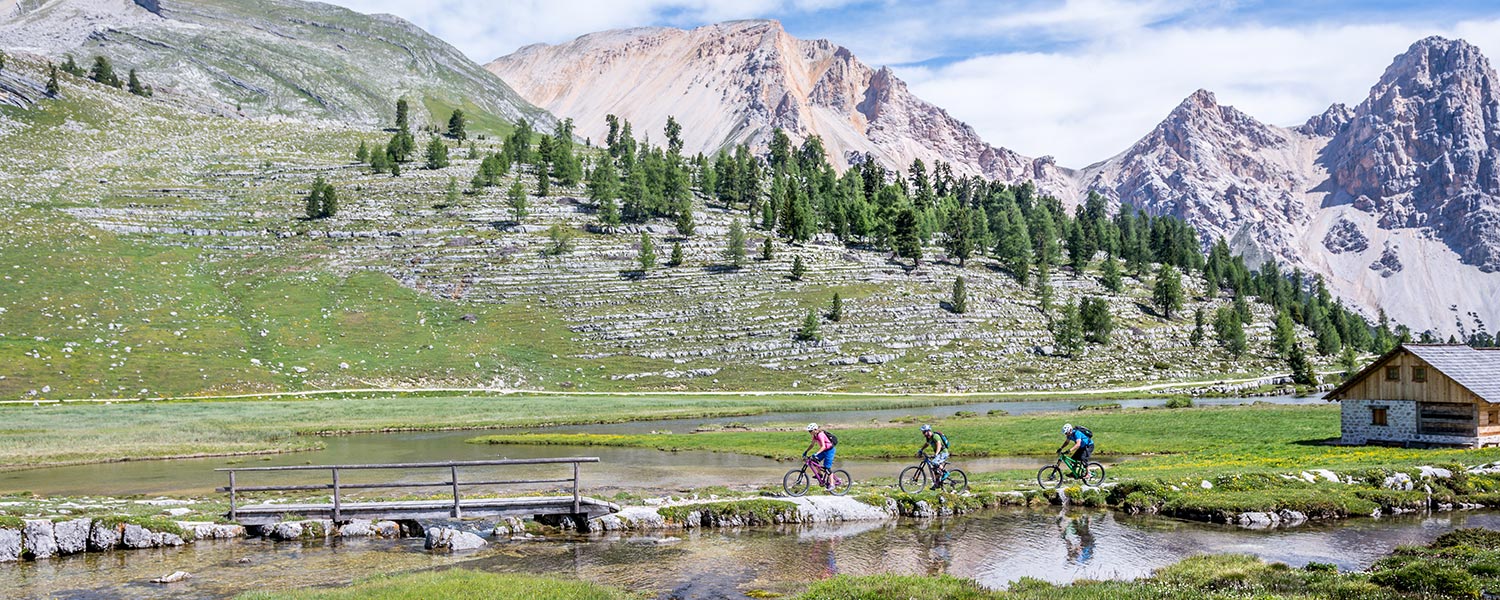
[586, 114, 693, 231]
[48, 54, 151, 97]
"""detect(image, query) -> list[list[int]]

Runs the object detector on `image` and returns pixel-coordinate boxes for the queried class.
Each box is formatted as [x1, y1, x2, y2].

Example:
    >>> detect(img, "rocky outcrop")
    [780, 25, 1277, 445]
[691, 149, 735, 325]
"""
[1325, 36, 1500, 273]
[1323, 218, 1370, 254]
[423, 527, 486, 551]
[487, 20, 1075, 198]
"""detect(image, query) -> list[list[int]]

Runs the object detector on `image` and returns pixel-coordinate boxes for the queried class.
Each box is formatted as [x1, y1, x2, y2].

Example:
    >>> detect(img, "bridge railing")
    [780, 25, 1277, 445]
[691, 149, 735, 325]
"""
[216, 457, 600, 522]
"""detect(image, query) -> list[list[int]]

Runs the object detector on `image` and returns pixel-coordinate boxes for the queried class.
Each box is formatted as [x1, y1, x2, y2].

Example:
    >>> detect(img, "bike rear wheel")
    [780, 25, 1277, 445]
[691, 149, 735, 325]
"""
[783, 469, 810, 497]
[942, 469, 969, 493]
[898, 466, 928, 494]
[1037, 465, 1064, 489]
[1083, 462, 1106, 486]
[828, 469, 853, 496]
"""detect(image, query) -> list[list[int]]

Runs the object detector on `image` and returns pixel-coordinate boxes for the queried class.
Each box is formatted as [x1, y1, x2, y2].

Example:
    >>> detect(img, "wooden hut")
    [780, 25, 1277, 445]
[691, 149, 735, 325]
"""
[1325, 344, 1500, 447]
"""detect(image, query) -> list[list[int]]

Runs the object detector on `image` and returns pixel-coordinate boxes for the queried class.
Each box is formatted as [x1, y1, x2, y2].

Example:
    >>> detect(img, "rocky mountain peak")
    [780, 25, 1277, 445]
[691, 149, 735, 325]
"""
[1329, 35, 1500, 271]
[487, 20, 1075, 197]
[1297, 103, 1353, 137]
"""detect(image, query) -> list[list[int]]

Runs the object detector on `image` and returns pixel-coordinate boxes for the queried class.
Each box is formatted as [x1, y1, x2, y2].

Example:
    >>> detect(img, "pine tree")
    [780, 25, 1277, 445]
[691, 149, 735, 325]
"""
[370, 150, 391, 174]
[1213, 305, 1247, 358]
[726, 219, 747, 268]
[447, 109, 467, 141]
[46, 63, 60, 96]
[761, 236, 774, 261]
[796, 308, 821, 342]
[126, 69, 151, 97]
[1272, 310, 1296, 358]
[668, 241, 684, 267]
[942, 206, 974, 267]
[637, 232, 656, 272]
[424, 137, 450, 170]
[1316, 322, 1343, 356]
[444, 177, 460, 208]
[1152, 264, 1184, 319]
[546, 224, 576, 256]
[506, 180, 528, 223]
[535, 162, 550, 197]
[395, 98, 409, 131]
[387, 129, 415, 163]
[389, 157, 402, 177]
[675, 200, 695, 237]
[893, 205, 921, 265]
[594, 197, 620, 227]
[1080, 296, 1112, 344]
[0, 49, 6, 71]
[61, 55, 83, 77]
[1036, 262, 1053, 317]
[1054, 300, 1084, 357]
[1288, 343, 1317, 385]
[1233, 293, 1253, 325]
[89, 56, 120, 88]
[950, 276, 967, 314]
[1339, 345, 1361, 379]
[302, 176, 336, 219]
[587, 157, 619, 208]
[355, 140, 369, 164]
[1190, 307, 1206, 347]
[1100, 254, 1122, 293]
[829, 292, 843, 322]
[790, 255, 807, 281]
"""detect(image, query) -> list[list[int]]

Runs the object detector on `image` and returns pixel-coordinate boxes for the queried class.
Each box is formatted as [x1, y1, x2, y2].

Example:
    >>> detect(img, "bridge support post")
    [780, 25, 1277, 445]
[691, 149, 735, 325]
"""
[228, 471, 237, 522]
[332, 468, 342, 522]
[450, 466, 462, 519]
[571, 513, 591, 534]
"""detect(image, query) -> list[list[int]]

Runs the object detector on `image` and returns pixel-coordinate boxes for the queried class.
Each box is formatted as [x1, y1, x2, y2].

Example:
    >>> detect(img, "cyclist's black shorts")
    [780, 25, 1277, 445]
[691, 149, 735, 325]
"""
[1072, 444, 1094, 463]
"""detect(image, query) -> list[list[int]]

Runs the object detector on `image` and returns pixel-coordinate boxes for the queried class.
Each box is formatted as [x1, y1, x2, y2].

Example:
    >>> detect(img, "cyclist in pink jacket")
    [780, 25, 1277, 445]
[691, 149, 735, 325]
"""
[802, 423, 836, 490]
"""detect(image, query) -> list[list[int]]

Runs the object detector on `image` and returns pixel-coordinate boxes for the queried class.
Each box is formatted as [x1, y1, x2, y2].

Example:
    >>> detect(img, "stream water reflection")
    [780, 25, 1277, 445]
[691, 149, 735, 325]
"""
[7, 508, 1493, 599]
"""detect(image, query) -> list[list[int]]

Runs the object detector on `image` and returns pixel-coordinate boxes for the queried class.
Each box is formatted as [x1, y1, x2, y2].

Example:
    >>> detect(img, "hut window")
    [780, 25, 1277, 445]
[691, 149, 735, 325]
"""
[1412, 366, 1427, 383]
[1371, 407, 1388, 426]
[1385, 366, 1401, 381]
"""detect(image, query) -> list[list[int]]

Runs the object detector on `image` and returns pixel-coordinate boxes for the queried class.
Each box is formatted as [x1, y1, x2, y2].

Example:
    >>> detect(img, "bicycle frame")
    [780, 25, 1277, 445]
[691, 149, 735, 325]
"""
[802, 456, 831, 484]
[1057, 454, 1085, 478]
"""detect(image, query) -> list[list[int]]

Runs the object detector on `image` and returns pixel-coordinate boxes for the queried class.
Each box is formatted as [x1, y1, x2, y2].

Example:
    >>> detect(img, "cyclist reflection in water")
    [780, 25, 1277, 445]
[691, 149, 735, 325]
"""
[1059, 513, 1096, 565]
[809, 538, 838, 578]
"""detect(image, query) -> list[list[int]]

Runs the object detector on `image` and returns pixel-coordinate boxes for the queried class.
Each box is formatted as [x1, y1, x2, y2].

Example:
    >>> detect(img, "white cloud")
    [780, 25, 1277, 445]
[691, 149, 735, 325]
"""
[898, 19, 1500, 166]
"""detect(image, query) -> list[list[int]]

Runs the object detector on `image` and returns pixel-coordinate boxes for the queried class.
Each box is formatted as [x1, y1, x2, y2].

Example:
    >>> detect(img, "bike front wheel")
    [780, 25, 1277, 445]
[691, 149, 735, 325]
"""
[1037, 465, 1064, 489]
[783, 469, 810, 497]
[898, 466, 928, 494]
[827, 469, 853, 496]
[942, 469, 969, 493]
[1083, 462, 1106, 486]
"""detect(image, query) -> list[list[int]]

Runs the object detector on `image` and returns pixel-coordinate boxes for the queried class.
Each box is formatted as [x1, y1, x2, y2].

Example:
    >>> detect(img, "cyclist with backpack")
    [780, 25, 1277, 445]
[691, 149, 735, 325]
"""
[917, 424, 950, 489]
[1059, 423, 1094, 465]
[803, 423, 837, 491]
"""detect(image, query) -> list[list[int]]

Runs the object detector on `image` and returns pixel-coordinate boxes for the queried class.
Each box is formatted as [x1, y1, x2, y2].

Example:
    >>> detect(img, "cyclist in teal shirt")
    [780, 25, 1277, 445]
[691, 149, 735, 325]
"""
[1059, 423, 1094, 464]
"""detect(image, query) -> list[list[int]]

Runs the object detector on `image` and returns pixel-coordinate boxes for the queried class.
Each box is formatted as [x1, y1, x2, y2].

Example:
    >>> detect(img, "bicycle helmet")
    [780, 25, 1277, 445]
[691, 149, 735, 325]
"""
[920, 424, 932, 432]
[1062, 423, 1074, 435]
[806, 423, 819, 431]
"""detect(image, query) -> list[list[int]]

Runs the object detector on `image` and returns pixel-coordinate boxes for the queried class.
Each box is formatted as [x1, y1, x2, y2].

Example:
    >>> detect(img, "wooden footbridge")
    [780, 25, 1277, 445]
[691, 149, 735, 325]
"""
[218, 457, 619, 531]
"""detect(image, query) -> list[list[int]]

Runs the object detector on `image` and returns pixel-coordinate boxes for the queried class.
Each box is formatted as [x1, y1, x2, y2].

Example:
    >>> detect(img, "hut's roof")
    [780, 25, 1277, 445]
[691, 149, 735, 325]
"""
[1326, 344, 1500, 403]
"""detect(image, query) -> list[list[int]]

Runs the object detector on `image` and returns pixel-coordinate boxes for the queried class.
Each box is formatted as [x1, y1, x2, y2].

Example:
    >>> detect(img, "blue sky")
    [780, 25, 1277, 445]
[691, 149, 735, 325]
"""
[327, 0, 1500, 165]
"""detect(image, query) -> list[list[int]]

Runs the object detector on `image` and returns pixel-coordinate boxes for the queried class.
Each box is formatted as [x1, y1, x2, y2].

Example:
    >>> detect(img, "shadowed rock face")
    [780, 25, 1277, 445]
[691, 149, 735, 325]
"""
[1326, 36, 1500, 273]
[487, 20, 1076, 199]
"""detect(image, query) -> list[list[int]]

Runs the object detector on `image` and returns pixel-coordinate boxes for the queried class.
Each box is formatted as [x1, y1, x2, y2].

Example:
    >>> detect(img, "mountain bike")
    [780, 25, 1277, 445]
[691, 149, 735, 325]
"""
[1037, 452, 1105, 488]
[784, 454, 852, 496]
[898, 451, 968, 493]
